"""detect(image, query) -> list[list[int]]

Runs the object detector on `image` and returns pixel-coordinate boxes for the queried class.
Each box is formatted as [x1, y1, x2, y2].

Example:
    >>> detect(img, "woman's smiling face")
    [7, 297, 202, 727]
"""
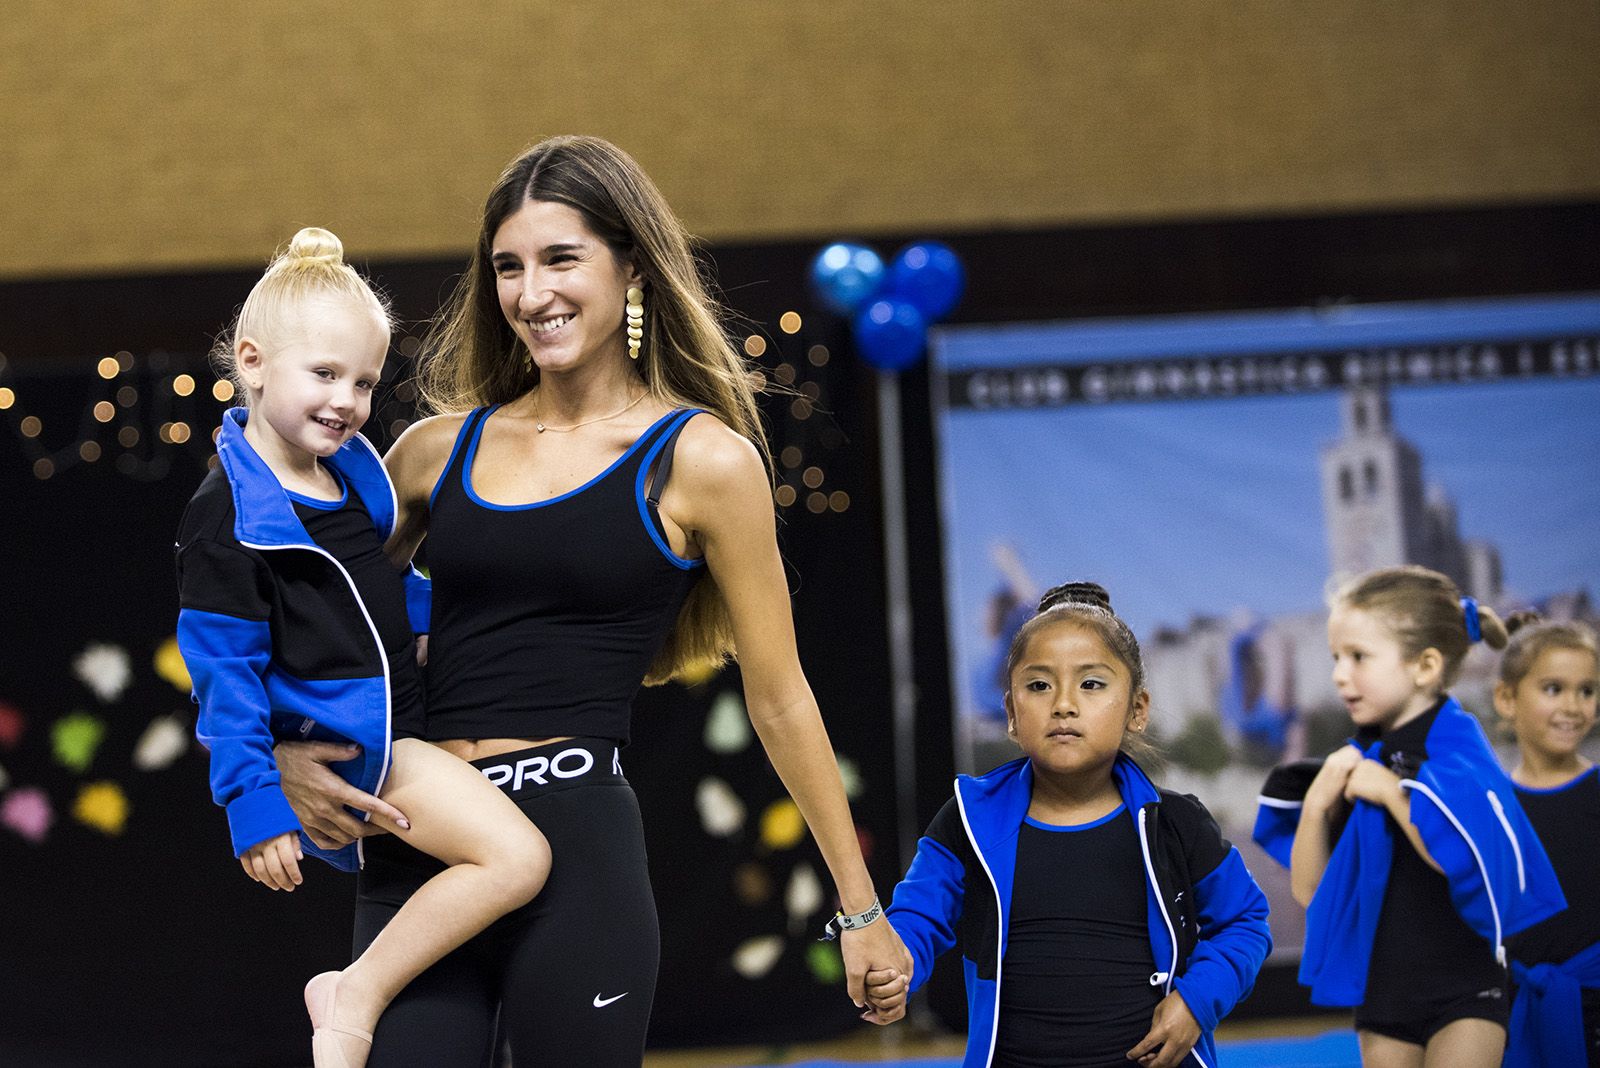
[490, 199, 640, 376]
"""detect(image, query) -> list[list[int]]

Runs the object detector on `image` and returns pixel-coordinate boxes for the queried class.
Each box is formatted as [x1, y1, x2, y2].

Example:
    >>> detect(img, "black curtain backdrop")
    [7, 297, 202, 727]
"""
[2, 202, 1597, 1065]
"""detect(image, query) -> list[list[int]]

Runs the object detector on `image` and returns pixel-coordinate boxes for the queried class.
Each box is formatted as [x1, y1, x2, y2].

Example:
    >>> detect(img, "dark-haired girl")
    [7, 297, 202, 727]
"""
[880, 583, 1271, 1068]
[1495, 616, 1600, 1067]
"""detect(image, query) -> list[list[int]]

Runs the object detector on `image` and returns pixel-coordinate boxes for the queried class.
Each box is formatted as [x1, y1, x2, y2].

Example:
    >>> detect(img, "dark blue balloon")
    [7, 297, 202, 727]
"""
[887, 241, 965, 321]
[852, 298, 928, 372]
[809, 242, 886, 315]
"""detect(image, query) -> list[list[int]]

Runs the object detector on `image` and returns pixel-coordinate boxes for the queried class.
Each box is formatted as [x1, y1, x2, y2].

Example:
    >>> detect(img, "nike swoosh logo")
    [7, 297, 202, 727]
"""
[593, 992, 628, 1008]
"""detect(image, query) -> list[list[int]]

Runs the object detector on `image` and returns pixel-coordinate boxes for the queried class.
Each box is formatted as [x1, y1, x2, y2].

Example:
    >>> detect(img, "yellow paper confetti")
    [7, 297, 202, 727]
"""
[759, 798, 807, 852]
[73, 781, 130, 835]
[154, 636, 192, 694]
[675, 657, 723, 688]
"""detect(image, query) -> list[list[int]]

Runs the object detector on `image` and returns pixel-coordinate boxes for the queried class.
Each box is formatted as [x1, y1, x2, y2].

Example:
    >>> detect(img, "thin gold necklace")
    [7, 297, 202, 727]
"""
[533, 391, 648, 433]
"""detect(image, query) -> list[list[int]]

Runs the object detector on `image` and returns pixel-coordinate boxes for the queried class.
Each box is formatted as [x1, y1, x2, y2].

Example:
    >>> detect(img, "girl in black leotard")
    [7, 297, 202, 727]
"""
[272, 137, 911, 1066]
[1495, 616, 1600, 1066]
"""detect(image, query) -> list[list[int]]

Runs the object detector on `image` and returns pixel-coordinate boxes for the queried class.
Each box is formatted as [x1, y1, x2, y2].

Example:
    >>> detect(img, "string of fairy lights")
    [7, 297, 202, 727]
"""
[0, 310, 854, 512]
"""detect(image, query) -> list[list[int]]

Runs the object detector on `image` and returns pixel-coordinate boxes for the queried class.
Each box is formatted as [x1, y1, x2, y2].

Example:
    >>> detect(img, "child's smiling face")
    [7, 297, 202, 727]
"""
[1495, 645, 1599, 763]
[1006, 620, 1147, 780]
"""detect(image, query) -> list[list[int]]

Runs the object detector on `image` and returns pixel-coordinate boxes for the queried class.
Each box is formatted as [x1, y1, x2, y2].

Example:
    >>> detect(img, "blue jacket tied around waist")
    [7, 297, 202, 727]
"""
[1252, 697, 1565, 1008]
[887, 754, 1272, 1068]
[175, 409, 431, 871]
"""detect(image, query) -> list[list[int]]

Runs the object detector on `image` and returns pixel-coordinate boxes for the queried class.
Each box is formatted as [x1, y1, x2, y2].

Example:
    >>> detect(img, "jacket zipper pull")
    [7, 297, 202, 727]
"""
[1149, 971, 1170, 986]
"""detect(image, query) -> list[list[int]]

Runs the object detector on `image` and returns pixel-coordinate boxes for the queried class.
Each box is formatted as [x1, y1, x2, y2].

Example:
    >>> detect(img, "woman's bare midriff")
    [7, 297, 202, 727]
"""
[434, 737, 575, 762]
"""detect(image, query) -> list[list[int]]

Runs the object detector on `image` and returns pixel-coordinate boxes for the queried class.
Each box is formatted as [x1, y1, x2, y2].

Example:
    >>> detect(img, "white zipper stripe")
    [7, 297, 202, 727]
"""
[1484, 790, 1526, 893]
[953, 783, 1005, 1068]
[1399, 779, 1506, 964]
[241, 537, 394, 869]
[1138, 806, 1179, 995]
[1255, 795, 1303, 810]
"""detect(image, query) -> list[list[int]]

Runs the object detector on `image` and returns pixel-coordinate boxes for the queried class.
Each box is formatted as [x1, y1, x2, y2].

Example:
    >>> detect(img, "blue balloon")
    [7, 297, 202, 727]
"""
[809, 242, 886, 315]
[887, 241, 965, 321]
[852, 298, 928, 372]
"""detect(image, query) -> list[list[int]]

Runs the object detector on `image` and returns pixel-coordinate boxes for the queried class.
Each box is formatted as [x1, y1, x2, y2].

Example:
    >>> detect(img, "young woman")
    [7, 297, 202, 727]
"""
[270, 137, 909, 1066]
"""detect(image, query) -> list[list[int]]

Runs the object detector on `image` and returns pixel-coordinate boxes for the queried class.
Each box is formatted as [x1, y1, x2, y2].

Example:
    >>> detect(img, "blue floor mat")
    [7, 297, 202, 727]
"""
[750, 1029, 1360, 1068]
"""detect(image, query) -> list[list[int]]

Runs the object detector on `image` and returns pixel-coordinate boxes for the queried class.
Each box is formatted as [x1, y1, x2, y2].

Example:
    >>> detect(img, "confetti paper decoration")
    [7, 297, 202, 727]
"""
[759, 799, 806, 851]
[785, 863, 823, 935]
[133, 714, 189, 771]
[731, 935, 784, 980]
[154, 636, 192, 694]
[1, 787, 54, 844]
[733, 862, 773, 906]
[0, 701, 23, 750]
[52, 713, 106, 773]
[836, 755, 864, 800]
[73, 781, 130, 836]
[696, 777, 746, 838]
[704, 690, 753, 755]
[675, 657, 723, 688]
[806, 941, 845, 984]
[73, 642, 133, 703]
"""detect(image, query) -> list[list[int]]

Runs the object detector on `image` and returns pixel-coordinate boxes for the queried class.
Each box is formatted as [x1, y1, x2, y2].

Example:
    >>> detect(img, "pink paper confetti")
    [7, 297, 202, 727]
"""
[1, 787, 54, 844]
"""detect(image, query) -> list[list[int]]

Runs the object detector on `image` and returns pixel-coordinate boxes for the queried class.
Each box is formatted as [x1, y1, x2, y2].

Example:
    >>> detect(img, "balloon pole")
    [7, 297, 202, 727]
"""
[877, 369, 919, 877]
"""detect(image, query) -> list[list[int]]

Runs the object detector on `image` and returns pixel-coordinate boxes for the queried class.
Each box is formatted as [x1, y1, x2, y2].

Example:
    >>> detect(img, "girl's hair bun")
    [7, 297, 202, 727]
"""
[1038, 581, 1113, 614]
[284, 226, 345, 266]
[1504, 609, 1543, 637]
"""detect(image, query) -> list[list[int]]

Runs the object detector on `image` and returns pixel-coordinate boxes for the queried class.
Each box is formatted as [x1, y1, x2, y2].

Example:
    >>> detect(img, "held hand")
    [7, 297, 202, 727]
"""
[1126, 990, 1201, 1068]
[840, 917, 914, 1016]
[1305, 744, 1363, 816]
[861, 966, 909, 1025]
[274, 740, 410, 850]
[239, 831, 304, 892]
[414, 634, 428, 667]
[1343, 759, 1403, 810]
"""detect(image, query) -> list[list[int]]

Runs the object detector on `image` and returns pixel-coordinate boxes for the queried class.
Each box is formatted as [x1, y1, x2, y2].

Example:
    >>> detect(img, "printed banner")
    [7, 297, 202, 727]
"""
[932, 294, 1600, 956]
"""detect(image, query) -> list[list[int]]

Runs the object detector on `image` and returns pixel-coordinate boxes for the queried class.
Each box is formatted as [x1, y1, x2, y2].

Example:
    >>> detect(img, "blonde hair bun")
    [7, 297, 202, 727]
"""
[282, 227, 345, 266]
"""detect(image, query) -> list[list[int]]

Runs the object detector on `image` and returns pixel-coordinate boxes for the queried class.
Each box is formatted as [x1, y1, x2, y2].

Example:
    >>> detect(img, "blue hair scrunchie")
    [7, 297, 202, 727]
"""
[1461, 597, 1483, 643]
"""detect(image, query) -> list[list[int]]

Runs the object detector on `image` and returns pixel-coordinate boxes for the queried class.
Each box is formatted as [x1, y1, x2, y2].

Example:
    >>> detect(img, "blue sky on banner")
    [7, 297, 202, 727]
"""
[932, 296, 1600, 670]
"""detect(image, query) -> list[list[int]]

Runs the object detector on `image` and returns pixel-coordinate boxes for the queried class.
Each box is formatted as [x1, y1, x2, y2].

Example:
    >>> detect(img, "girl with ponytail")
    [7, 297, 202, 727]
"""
[1494, 615, 1600, 1067]
[1255, 565, 1565, 1068]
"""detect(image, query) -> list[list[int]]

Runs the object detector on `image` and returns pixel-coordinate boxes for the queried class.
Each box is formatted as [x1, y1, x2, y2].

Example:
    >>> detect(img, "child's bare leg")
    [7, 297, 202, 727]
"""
[1358, 1030, 1424, 1068]
[315, 739, 548, 1063]
[1422, 1019, 1504, 1068]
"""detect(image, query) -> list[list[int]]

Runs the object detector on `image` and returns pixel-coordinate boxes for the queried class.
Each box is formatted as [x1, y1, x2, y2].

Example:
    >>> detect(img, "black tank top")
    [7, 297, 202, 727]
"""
[994, 806, 1163, 1068]
[290, 473, 427, 741]
[422, 405, 705, 744]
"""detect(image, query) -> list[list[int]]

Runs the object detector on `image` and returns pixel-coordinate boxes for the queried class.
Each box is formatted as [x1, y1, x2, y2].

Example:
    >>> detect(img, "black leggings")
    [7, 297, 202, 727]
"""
[354, 738, 659, 1067]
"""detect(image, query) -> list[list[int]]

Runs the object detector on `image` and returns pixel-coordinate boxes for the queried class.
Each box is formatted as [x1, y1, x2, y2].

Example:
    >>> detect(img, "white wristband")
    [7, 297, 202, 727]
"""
[819, 896, 883, 941]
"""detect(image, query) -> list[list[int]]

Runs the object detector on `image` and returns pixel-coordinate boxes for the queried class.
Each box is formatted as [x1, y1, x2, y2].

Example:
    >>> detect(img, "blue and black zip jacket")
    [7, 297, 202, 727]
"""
[174, 408, 430, 871]
[887, 754, 1272, 1068]
[1252, 696, 1566, 1007]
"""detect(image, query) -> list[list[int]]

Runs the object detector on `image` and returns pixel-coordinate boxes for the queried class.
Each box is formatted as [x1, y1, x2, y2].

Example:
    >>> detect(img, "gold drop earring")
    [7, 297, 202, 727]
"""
[626, 286, 644, 360]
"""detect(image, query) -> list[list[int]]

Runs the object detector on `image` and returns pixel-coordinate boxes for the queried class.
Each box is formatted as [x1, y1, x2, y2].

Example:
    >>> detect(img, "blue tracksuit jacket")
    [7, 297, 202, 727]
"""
[887, 754, 1272, 1068]
[1253, 696, 1566, 1007]
[174, 408, 430, 871]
